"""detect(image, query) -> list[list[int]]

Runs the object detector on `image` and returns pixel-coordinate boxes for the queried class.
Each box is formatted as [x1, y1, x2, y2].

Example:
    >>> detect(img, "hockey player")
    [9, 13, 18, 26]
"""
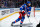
[20, 1, 31, 18]
[11, 1, 31, 27]
[11, 11, 25, 27]
[20, 1, 31, 25]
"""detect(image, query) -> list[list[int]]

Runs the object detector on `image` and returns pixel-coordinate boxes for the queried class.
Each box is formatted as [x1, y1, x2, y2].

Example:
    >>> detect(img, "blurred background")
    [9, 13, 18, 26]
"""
[0, 0, 40, 8]
[0, 0, 40, 27]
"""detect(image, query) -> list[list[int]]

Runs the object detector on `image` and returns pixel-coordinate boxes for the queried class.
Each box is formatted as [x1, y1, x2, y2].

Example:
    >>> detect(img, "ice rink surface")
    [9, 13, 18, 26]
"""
[0, 12, 40, 27]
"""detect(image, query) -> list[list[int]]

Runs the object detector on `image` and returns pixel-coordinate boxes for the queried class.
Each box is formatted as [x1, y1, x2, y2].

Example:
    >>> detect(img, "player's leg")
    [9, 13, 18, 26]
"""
[11, 18, 20, 26]
[27, 12, 30, 18]
[27, 7, 31, 18]
[20, 17, 25, 27]
[27, 11, 32, 23]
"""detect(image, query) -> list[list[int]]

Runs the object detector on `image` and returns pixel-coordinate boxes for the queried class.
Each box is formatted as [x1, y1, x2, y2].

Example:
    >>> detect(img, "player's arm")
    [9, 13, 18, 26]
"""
[20, 5, 24, 12]
[28, 7, 31, 12]
[28, 7, 31, 16]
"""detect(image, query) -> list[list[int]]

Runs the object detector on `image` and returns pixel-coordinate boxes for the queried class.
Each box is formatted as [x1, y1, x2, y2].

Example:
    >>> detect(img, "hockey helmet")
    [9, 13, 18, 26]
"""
[27, 1, 31, 4]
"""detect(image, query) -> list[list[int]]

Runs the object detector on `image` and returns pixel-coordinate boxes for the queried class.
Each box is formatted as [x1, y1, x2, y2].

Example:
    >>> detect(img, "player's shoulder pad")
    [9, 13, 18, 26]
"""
[30, 6, 31, 7]
[28, 6, 31, 7]
[24, 4, 27, 6]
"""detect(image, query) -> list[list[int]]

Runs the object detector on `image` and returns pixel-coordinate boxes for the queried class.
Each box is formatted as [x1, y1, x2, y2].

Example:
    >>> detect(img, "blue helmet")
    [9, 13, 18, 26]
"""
[24, 4, 26, 5]
[27, 1, 31, 4]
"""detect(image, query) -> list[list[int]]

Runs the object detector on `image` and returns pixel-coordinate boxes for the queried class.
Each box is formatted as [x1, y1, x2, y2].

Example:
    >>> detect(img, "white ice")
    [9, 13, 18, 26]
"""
[0, 12, 40, 27]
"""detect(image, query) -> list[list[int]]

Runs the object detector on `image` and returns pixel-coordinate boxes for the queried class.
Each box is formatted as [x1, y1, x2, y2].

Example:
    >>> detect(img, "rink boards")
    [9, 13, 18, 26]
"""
[0, 8, 40, 27]
[0, 7, 34, 21]
[0, 7, 40, 21]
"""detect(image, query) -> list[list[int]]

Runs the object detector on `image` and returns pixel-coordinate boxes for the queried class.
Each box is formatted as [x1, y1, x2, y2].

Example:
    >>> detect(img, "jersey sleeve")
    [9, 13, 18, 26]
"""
[29, 7, 31, 11]
[20, 4, 27, 11]
[20, 5, 24, 11]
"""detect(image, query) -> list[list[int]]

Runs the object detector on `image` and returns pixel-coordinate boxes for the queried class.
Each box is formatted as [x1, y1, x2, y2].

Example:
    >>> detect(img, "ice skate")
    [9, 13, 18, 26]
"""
[11, 22, 13, 26]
